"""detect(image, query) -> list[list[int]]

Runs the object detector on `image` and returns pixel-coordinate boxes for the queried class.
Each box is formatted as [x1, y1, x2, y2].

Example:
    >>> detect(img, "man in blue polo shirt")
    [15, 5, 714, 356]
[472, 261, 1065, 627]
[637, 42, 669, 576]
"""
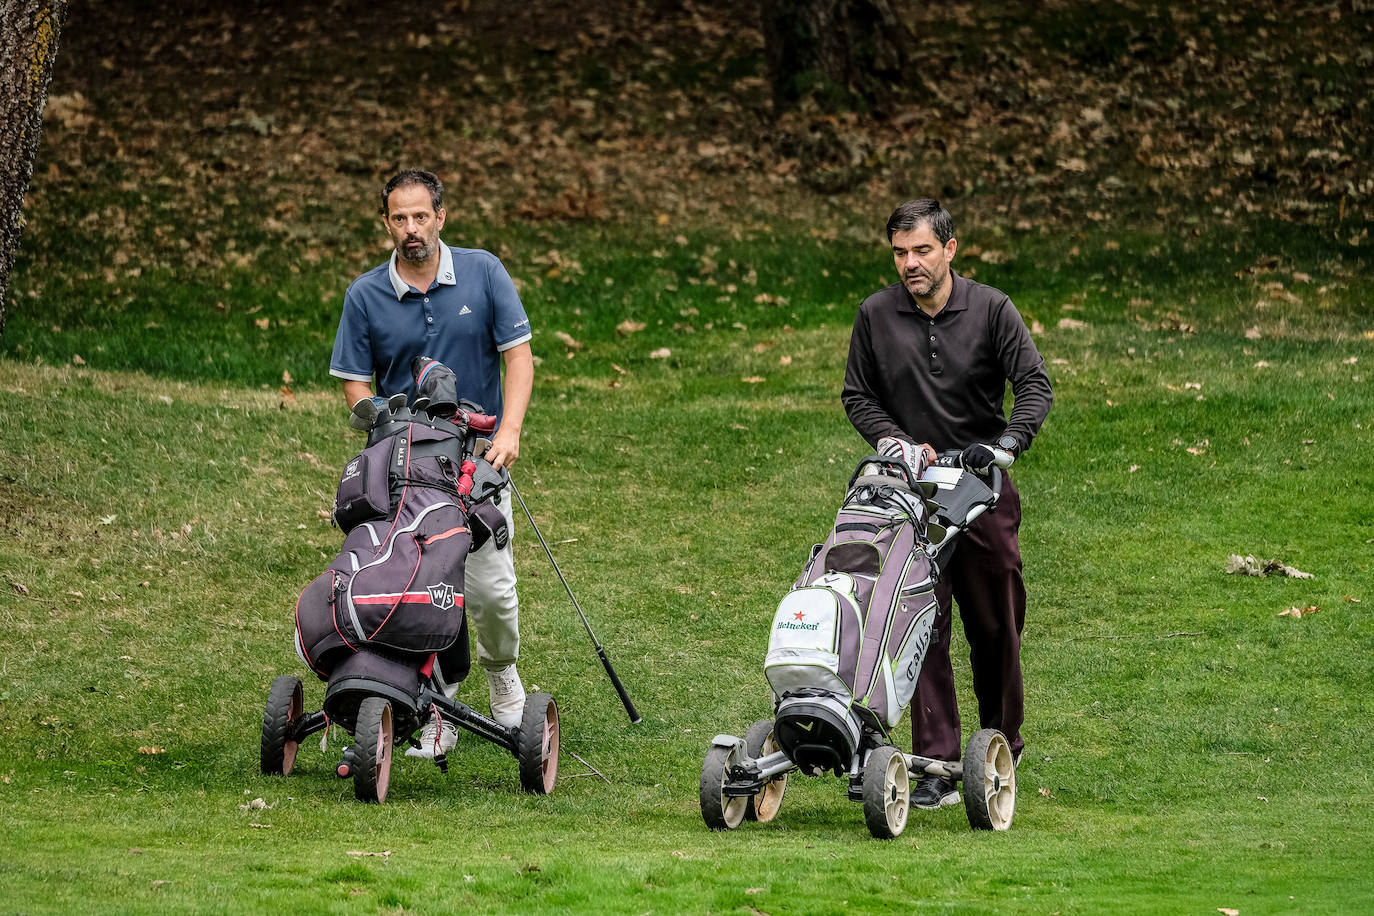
[330, 169, 534, 752]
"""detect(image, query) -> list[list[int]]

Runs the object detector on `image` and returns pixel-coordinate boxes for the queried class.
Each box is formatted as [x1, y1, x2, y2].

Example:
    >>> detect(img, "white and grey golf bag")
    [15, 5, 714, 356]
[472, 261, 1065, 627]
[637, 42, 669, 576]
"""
[764, 456, 939, 775]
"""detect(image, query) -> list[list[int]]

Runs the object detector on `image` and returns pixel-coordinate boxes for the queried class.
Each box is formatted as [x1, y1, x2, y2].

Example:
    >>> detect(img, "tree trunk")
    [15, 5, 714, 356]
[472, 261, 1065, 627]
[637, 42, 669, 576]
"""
[760, 0, 910, 115]
[0, 0, 68, 339]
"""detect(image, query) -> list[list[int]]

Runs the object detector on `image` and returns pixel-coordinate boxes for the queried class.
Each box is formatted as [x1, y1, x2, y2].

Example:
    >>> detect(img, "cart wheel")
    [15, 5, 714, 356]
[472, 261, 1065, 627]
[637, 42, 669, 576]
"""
[742, 719, 787, 823]
[515, 692, 560, 795]
[963, 728, 1015, 831]
[862, 746, 910, 839]
[353, 697, 394, 804]
[700, 741, 749, 830]
[260, 675, 304, 776]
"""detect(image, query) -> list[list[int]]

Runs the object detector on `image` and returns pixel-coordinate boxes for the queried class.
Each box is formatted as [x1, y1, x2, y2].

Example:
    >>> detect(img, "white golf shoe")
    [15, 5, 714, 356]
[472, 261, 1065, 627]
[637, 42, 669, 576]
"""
[405, 716, 458, 758]
[487, 664, 525, 727]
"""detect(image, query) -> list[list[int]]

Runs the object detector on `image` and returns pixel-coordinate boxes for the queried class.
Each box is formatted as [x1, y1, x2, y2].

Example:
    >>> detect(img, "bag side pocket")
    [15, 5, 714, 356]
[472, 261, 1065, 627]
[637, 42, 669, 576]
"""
[332, 439, 393, 531]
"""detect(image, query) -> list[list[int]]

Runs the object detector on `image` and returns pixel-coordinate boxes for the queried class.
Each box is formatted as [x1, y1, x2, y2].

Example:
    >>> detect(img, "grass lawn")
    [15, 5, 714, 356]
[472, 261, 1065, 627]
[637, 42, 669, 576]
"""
[2, 216, 1372, 914]
[3, 0, 1373, 911]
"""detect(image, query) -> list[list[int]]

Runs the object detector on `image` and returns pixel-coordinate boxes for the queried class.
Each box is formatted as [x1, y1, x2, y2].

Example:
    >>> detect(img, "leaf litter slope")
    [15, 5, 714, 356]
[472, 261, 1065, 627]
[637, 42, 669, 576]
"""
[25, 0, 1373, 258]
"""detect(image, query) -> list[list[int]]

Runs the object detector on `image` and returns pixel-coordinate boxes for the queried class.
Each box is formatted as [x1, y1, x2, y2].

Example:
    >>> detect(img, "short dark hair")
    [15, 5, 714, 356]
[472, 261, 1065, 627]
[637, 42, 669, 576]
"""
[381, 169, 444, 217]
[885, 199, 954, 244]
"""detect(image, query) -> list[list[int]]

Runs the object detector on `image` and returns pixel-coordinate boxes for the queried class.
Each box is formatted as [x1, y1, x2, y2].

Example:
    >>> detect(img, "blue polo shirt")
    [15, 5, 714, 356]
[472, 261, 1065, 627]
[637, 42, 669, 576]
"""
[330, 243, 532, 417]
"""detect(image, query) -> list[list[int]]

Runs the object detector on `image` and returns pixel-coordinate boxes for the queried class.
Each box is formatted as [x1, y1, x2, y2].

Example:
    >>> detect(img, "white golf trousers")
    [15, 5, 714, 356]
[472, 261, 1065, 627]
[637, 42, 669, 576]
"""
[462, 492, 520, 672]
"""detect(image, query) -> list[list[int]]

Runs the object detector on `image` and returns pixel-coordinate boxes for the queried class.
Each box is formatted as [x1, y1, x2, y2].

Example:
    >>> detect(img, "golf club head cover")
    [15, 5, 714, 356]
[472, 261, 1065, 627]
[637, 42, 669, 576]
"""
[877, 436, 929, 477]
[411, 356, 459, 417]
[455, 399, 498, 435]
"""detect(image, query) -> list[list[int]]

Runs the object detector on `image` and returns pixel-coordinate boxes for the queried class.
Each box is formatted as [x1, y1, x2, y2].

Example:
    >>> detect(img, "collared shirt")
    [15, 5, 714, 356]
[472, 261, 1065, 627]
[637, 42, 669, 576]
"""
[842, 272, 1052, 454]
[330, 243, 532, 414]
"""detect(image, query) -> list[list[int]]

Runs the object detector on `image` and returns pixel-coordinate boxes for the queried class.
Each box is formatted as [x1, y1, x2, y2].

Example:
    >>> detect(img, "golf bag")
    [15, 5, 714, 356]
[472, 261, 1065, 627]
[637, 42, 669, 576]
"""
[763, 455, 940, 775]
[293, 367, 507, 724]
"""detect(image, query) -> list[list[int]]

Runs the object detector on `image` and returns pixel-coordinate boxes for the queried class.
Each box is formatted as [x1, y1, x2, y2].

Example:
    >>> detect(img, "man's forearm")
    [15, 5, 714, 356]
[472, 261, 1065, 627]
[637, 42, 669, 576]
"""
[499, 344, 534, 434]
[343, 380, 374, 410]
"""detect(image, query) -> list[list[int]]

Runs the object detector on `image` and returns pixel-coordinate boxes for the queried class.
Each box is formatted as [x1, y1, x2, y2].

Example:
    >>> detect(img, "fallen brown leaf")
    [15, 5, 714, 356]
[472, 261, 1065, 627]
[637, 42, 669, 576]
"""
[1278, 605, 1320, 618]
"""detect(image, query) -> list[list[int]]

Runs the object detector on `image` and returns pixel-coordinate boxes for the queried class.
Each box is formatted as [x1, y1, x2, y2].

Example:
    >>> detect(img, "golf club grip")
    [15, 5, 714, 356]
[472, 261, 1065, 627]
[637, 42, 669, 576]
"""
[597, 645, 642, 724]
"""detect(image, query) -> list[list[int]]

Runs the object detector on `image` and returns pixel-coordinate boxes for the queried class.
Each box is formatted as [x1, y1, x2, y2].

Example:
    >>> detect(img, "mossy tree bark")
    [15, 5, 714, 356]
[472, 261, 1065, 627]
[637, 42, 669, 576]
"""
[0, 0, 69, 337]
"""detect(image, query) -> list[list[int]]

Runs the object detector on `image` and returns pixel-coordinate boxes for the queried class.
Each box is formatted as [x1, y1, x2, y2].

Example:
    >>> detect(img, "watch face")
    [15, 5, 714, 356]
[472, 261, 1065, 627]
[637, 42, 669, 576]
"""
[998, 436, 1017, 451]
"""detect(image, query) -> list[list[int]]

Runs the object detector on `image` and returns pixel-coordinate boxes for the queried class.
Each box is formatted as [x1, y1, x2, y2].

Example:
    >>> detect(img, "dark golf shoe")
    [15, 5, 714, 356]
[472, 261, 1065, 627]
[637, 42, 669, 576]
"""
[911, 775, 960, 809]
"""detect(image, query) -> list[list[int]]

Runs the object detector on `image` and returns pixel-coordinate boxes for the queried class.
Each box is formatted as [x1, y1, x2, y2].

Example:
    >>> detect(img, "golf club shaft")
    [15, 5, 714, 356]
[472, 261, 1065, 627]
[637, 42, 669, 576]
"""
[509, 480, 642, 725]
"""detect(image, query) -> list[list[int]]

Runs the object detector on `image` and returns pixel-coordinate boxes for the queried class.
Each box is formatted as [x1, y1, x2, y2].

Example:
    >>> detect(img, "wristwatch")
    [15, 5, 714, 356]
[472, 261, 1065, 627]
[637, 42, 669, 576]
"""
[996, 434, 1019, 456]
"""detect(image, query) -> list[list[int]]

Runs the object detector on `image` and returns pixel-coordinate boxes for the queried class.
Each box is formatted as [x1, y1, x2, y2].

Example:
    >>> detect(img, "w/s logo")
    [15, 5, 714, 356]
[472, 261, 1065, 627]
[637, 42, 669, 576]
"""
[427, 582, 456, 610]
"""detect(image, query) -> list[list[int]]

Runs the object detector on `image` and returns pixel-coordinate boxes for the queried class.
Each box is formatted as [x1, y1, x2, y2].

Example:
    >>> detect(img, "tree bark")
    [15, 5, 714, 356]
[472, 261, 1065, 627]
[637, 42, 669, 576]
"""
[0, 0, 69, 339]
[760, 0, 910, 115]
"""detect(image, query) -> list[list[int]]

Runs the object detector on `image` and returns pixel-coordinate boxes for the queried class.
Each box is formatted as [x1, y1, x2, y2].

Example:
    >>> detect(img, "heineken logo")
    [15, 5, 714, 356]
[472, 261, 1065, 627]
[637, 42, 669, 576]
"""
[776, 610, 820, 632]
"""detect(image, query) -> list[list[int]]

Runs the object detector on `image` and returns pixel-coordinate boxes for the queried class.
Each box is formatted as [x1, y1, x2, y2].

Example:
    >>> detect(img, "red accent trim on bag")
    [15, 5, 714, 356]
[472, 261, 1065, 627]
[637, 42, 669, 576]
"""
[423, 527, 468, 544]
[354, 592, 434, 605]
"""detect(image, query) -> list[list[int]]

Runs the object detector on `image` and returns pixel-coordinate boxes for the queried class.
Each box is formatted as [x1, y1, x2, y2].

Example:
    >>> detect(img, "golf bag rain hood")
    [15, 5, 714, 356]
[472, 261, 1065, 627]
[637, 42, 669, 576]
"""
[764, 457, 939, 774]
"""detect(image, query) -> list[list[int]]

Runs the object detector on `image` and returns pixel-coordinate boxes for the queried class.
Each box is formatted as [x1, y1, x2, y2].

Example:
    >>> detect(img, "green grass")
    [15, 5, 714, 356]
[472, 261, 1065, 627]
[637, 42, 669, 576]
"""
[3, 0, 1372, 908]
[2, 220, 1373, 911]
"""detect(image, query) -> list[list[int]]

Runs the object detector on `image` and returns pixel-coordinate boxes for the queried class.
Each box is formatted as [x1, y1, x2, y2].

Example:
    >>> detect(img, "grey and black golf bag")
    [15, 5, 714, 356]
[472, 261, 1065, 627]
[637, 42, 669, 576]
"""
[293, 363, 506, 732]
[763, 455, 940, 775]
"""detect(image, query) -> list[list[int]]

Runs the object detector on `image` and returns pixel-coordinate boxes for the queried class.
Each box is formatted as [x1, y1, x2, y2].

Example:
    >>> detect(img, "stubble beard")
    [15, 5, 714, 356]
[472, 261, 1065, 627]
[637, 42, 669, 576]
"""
[904, 266, 947, 300]
[398, 236, 436, 263]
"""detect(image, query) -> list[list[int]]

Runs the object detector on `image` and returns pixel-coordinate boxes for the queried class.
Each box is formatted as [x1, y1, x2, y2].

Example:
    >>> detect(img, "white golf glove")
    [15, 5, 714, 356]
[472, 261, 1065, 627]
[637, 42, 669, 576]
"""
[877, 436, 929, 476]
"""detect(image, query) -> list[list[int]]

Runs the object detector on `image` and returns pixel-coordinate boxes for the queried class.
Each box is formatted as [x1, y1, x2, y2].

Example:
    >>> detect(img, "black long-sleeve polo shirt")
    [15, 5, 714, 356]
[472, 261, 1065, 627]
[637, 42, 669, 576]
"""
[842, 272, 1052, 454]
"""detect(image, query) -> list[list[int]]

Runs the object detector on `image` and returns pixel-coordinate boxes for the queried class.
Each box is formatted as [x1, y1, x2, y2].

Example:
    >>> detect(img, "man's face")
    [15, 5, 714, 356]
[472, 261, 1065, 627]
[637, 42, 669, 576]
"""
[383, 184, 445, 263]
[892, 224, 956, 301]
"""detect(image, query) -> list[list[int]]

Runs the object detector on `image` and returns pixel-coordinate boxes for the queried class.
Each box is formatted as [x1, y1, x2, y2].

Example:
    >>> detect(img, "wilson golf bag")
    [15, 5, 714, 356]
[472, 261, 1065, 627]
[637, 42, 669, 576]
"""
[763, 455, 940, 775]
[292, 375, 506, 731]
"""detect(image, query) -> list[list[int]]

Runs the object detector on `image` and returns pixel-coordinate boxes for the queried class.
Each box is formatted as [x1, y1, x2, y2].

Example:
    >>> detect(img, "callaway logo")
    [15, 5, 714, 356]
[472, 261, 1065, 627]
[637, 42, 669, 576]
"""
[341, 458, 361, 482]
[428, 582, 456, 610]
[513, 318, 529, 328]
[458, 305, 472, 315]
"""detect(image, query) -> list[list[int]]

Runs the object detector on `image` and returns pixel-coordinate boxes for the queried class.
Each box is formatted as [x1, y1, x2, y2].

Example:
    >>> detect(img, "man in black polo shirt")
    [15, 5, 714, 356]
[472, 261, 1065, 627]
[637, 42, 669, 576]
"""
[842, 199, 1052, 809]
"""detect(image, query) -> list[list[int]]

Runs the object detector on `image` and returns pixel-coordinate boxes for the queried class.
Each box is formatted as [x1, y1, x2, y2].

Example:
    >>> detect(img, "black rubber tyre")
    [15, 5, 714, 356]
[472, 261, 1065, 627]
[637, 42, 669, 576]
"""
[862, 745, 910, 840]
[742, 719, 787, 823]
[700, 742, 749, 830]
[353, 697, 394, 804]
[260, 675, 304, 776]
[963, 728, 1016, 831]
[515, 692, 560, 795]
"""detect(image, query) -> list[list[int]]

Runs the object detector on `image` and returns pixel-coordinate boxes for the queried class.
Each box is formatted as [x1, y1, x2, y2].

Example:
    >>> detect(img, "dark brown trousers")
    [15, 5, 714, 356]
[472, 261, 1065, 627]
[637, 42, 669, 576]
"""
[911, 473, 1026, 761]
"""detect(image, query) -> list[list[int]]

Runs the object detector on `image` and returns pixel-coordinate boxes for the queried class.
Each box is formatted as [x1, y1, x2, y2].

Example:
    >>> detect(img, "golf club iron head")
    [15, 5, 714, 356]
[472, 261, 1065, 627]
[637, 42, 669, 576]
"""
[349, 395, 385, 431]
